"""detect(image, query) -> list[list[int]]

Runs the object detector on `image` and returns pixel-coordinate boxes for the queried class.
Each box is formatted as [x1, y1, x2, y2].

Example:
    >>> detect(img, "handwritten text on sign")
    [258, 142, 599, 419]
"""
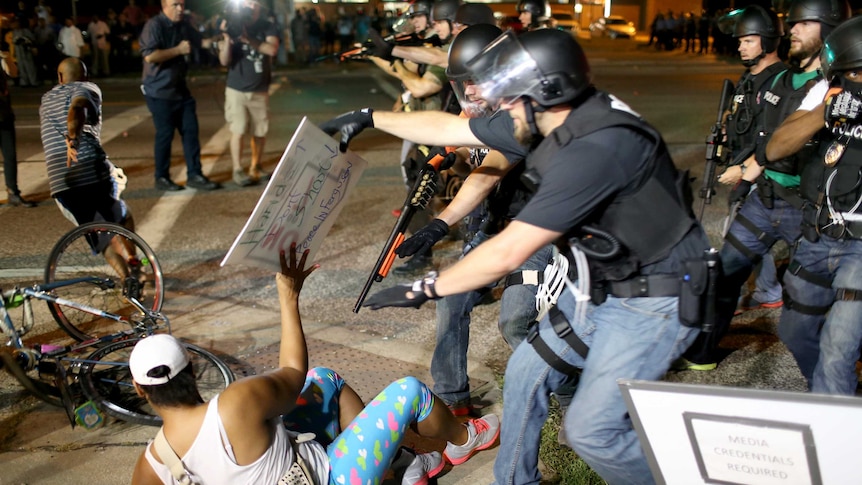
[685, 414, 816, 485]
[221, 117, 368, 272]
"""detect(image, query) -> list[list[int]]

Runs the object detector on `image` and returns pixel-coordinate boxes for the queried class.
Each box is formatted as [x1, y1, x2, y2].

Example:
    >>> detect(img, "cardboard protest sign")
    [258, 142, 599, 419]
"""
[221, 117, 368, 271]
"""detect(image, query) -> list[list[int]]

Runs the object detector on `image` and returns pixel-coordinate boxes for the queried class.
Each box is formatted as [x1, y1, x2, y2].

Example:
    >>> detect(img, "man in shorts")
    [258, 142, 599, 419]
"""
[218, 0, 279, 186]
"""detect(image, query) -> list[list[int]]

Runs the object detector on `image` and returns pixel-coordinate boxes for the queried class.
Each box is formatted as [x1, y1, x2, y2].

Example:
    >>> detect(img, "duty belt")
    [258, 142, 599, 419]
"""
[604, 274, 680, 298]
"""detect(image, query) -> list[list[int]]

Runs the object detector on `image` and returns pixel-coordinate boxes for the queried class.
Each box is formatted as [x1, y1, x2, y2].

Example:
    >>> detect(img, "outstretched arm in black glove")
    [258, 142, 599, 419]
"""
[319, 108, 374, 153]
[367, 28, 395, 61]
[363, 274, 441, 310]
[396, 219, 450, 258]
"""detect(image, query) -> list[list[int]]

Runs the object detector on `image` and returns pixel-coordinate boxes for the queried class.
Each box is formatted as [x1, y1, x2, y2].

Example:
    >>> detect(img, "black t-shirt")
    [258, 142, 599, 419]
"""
[226, 17, 279, 93]
[468, 111, 528, 164]
[469, 109, 647, 232]
[469, 98, 708, 276]
[139, 13, 202, 100]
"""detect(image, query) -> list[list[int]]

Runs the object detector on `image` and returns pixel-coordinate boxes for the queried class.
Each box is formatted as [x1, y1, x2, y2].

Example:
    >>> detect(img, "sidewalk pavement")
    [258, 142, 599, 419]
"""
[0, 297, 503, 485]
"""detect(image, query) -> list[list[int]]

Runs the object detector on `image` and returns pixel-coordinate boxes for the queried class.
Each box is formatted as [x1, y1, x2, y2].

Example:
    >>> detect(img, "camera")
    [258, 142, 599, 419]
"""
[222, 0, 253, 39]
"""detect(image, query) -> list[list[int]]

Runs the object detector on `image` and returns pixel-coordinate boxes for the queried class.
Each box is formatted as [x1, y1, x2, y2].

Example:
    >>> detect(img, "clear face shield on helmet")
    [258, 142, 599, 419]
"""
[466, 31, 546, 109]
[450, 78, 492, 118]
[392, 15, 414, 35]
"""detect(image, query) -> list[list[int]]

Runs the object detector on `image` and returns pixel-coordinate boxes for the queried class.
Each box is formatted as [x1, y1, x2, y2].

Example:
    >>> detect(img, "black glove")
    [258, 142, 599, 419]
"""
[363, 281, 429, 310]
[368, 28, 394, 61]
[396, 219, 449, 258]
[825, 89, 861, 124]
[319, 108, 374, 153]
[728, 179, 753, 206]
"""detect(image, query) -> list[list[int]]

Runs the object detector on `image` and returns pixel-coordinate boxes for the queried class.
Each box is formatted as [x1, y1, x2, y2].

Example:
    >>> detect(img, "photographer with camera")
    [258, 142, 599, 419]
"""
[217, 0, 279, 187]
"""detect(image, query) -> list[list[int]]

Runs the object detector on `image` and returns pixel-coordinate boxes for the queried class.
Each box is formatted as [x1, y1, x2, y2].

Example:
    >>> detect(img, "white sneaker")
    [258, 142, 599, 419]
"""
[443, 414, 500, 465]
[401, 451, 444, 485]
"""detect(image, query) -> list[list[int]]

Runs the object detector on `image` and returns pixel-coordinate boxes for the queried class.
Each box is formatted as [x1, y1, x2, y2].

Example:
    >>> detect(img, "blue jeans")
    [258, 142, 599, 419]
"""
[144, 95, 203, 180]
[431, 236, 554, 405]
[684, 193, 801, 364]
[494, 290, 698, 485]
[778, 236, 862, 394]
[752, 254, 782, 304]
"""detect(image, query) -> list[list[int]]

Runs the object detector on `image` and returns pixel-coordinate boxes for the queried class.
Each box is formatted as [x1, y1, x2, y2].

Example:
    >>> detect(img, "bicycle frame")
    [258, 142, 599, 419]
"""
[1, 278, 170, 349]
[1, 278, 171, 429]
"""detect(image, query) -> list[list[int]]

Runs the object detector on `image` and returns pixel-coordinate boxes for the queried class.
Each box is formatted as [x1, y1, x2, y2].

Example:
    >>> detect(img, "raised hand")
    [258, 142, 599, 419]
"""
[276, 242, 319, 299]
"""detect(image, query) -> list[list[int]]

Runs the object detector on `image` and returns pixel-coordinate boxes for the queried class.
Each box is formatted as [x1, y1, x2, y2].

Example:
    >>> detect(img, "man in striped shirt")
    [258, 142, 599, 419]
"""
[40, 57, 131, 229]
[39, 58, 141, 281]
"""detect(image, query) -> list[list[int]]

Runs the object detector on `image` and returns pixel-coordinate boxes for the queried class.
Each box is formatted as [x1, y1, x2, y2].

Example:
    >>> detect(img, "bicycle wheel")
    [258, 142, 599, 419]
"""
[0, 350, 64, 408]
[45, 222, 165, 341]
[79, 338, 235, 426]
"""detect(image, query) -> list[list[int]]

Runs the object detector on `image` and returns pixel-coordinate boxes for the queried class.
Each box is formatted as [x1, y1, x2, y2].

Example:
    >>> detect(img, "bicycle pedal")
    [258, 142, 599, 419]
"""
[74, 401, 105, 430]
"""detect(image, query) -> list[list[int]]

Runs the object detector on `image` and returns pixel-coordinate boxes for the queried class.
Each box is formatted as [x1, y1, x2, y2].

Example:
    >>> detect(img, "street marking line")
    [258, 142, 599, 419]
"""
[136, 82, 282, 249]
[9, 104, 153, 197]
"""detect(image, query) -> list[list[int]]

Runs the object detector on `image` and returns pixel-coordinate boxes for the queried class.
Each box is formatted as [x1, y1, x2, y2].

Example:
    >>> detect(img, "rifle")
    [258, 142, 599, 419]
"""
[353, 149, 455, 313]
[313, 33, 436, 63]
[698, 79, 734, 221]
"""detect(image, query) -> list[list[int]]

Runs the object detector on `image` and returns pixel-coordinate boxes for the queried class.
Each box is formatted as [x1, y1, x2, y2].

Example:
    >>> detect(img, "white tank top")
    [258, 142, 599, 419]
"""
[144, 395, 330, 484]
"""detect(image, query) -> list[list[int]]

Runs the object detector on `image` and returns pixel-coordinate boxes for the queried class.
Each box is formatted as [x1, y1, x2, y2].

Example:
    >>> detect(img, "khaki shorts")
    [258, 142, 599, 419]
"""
[224, 86, 270, 137]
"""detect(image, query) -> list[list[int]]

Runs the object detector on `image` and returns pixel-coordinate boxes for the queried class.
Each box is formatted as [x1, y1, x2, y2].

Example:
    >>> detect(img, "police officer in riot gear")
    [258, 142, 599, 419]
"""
[702, 5, 786, 332]
[682, 3, 831, 370]
[517, 0, 551, 31]
[394, 23, 575, 419]
[321, 28, 711, 484]
[766, 15, 862, 395]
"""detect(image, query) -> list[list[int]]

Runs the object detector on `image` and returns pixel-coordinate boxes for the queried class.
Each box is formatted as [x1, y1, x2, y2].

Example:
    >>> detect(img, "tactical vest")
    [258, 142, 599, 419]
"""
[527, 92, 697, 282]
[726, 62, 787, 158]
[800, 121, 862, 240]
[760, 69, 822, 175]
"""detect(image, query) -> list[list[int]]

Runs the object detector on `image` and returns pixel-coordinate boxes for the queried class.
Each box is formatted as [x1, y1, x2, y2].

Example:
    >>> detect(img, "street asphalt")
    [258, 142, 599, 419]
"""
[0, 33, 820, 485]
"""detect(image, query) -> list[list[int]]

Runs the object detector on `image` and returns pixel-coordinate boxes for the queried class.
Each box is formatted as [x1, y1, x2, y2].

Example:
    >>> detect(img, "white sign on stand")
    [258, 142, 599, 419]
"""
[221, 117, 368, 272]
[619, 380, 862, 485]
[684, 413, 816, 485]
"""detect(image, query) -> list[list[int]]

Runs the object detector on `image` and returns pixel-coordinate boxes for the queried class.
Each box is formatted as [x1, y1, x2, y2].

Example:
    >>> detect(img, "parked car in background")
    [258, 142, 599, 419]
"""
[550, 12, 579, 33]
[589, 15, 637, 38]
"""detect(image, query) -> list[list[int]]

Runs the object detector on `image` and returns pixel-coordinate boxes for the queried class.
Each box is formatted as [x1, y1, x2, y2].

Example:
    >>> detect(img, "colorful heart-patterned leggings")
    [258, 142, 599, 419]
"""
[282, 367, 435, 485]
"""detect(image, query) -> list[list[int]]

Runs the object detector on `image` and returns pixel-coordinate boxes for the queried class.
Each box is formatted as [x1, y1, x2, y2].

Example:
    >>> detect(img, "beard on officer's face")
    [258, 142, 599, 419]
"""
[512, 113, 532, 145]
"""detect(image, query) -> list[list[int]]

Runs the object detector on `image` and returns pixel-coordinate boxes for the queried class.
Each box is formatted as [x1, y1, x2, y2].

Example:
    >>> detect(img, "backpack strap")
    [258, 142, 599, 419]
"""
[153, 427, 195, 485]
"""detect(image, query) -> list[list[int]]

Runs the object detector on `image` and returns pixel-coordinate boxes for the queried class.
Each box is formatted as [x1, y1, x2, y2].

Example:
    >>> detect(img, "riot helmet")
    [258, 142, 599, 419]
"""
[469, 29, 592, 108]
[431, 0, 462, 24]
[786, 0, 850, 27]
[406, 0, 434, 18]
[447, 24, 503, 117]
[821, 16, 862, 86]
[517, 0, 551, 27]
[731, 6, 783, 54]
[454, 3, 497, 29]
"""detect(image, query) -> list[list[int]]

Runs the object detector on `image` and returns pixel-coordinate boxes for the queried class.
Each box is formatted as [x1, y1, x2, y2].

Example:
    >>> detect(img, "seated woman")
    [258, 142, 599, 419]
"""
[129, 243, 499, 485]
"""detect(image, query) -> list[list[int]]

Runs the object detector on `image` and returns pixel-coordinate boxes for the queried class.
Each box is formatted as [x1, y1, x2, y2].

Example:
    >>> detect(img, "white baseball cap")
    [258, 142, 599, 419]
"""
[129, 334, 191, 385]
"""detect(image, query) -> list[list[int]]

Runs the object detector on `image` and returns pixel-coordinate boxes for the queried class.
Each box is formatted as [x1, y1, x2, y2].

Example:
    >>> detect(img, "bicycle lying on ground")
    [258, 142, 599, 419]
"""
[1, 222, 234, 428]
